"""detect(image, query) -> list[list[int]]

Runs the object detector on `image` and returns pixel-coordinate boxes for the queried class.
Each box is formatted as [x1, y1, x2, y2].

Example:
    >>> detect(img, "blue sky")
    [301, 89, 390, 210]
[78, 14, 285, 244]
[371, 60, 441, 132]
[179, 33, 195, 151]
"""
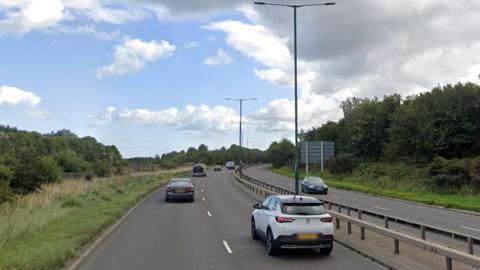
[1, 0, 480, 157]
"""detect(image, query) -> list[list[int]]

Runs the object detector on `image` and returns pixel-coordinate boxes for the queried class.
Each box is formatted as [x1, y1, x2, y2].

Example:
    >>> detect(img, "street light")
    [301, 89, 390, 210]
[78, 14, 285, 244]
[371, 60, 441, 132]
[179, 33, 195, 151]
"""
[254, 1, 335, 195]
[225, 98, 257, 167]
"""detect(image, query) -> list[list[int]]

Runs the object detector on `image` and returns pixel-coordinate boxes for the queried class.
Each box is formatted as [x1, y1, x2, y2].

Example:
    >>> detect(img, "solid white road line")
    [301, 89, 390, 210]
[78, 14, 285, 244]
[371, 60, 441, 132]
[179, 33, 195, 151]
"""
[222, 241, 233, 254]
[461, 226, 480, 233]
[374, 206, 390, 211]
[207, 211, 212, 217]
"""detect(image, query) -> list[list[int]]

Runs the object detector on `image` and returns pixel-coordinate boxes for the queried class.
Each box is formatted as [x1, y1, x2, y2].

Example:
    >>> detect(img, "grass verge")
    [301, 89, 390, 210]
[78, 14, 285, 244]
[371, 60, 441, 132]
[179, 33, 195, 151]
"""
[0, 168, 189, 270]
[270, 167, 480, 212]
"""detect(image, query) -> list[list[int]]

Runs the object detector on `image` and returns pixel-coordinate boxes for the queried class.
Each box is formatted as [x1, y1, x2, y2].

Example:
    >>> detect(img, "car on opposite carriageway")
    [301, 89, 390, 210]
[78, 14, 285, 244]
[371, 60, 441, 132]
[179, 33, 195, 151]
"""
[251, 195, 334, 256]
[301, 176, 329, 195]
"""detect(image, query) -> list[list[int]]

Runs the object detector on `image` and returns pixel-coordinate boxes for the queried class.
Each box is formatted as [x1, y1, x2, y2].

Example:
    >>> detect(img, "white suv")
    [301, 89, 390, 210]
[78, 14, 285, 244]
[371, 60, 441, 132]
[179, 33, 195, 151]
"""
[251, 195, 334, 255]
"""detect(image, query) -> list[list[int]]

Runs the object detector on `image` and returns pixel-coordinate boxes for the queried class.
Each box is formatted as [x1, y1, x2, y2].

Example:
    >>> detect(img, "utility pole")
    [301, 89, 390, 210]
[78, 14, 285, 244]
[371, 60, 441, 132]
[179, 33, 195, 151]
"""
[225, 98, 256, 167]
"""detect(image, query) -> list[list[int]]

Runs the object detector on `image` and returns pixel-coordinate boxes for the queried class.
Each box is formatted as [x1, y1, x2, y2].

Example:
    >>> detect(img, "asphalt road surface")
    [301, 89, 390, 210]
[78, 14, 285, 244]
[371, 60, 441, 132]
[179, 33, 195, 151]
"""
[75, 169, 385, 270]
[244, 165, 480, 239]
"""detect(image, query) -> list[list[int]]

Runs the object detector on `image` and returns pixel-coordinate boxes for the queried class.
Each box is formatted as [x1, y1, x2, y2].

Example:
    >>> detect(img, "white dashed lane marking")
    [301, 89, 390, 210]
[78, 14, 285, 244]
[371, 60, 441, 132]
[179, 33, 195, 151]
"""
[222, 241, 233, 254]
[207, 211, 212, 217]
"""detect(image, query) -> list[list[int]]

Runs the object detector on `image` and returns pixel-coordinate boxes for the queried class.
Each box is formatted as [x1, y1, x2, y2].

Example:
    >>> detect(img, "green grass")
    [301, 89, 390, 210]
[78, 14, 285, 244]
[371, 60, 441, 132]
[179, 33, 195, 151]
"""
[0, 169, 188, 270]
[270, 167, 480, 212]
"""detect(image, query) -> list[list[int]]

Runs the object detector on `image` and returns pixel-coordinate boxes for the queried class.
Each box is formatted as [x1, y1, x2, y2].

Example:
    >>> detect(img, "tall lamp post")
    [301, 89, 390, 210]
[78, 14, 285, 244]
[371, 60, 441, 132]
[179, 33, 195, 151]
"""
[226, 98, 257, 167]
[254, 1, 335, 194]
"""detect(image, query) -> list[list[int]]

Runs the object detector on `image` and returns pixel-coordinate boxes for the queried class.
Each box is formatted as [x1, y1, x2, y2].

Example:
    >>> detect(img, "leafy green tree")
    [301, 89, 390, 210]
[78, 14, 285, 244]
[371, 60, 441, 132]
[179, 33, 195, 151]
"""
[55, 150, 84, 172]
[305, 121, 339, 142]
[265, 139, 295, 168]
[198, 144, 208, 152]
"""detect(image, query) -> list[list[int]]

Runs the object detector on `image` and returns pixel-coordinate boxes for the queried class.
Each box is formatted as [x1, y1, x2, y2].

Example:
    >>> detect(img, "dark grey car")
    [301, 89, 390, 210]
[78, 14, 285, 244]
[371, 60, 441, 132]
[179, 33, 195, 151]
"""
[165, 178, 195, 202]
[301, 176, 329, 195]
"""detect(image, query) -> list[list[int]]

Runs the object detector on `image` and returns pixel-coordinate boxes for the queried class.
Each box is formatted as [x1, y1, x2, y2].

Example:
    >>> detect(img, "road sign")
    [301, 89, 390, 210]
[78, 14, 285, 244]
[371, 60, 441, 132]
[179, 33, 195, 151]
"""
[300, 141, 335, 172]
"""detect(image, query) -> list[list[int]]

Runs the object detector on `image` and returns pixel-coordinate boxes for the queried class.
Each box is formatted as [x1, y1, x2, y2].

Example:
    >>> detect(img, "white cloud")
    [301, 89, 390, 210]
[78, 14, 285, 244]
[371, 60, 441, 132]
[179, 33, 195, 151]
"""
[184, 41, 199, 49]
[203, 49, 234, 66]
[248, 94, 342, 133]
[0, 86, 41, 107]
[90, 104, 239, 135]
[206, 20, 290, 70]
[205, 20, 315, 89]
[0, 0, 148, 35]
[88, 106, 116, 127]
[0, 0, 65, 34]
[65, 0, 147, 24]
[96, 36, 175, 77]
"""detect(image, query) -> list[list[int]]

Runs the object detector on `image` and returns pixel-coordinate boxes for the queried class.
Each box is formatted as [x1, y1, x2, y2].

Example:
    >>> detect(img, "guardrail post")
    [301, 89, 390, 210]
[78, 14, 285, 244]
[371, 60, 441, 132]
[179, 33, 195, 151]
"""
[384, 216, 389, 229]
[358, 209, 362, 220]
[394, 239, 399, 254]
[328, 202, 332, 210]
[421, 225, 426, 240]
[347, 222, 352, 234]
[446, 257, 452, 270]
[360, 227, 365, 240]
[338, 205, 342, 213]
[467, 237, 473, 255]
[347, 207, 351, 216]
[335, 218, 340, 229]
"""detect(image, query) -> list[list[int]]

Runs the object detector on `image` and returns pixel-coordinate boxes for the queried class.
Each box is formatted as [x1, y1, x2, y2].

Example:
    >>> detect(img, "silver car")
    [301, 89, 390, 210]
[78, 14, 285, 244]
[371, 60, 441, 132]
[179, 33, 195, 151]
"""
[165, 178, 195, 202]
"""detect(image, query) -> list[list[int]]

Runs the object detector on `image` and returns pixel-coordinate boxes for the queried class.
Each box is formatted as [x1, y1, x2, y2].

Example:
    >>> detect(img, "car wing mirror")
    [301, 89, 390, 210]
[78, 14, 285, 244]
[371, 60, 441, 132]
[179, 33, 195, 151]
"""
[253, 203, 262, 209]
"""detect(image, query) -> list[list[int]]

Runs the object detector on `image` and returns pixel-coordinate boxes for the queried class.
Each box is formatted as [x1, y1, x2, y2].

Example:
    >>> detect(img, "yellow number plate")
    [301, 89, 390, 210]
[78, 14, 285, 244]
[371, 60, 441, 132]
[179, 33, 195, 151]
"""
[175, 189, 185, 193]
[297, 234, 318, 240]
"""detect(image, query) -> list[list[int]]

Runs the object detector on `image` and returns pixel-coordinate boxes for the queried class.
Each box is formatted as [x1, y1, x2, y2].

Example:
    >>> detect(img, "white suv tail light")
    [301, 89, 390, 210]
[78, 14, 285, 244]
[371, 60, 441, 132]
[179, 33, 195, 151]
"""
[275, 216, 295, 223]
[320, 216, 332, 223]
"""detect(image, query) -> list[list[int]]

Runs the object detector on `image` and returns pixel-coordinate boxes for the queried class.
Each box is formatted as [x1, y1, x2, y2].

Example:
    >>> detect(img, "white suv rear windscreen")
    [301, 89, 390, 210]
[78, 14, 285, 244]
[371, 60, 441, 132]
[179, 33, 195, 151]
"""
[281, 203, 327, 215]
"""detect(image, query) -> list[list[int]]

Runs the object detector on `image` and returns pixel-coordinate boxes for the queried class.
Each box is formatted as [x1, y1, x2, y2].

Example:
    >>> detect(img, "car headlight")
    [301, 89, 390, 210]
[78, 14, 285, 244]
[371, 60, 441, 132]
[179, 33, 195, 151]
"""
[308, 185, 314, 189]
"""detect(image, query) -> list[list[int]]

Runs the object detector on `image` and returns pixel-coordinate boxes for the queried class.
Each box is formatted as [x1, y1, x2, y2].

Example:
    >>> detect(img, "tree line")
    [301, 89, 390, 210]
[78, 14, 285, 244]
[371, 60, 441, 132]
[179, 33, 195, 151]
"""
[0, 127, 124, 202]
[127, 140, 296, 170]
[304, 82, 480, 193]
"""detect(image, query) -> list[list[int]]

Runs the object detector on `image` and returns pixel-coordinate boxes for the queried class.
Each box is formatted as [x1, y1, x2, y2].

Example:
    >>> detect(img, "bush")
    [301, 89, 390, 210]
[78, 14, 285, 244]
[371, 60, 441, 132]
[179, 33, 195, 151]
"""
[93, 162, 112, 178]
[84, 173, 93, 181]
[326, 153, 359, 174]
[0, 165, 12, 202]
[426, 157, 470, 193]
[469, 157, 480, 192]
[11, 155, 61, 194]
[55, 150, 85, 172]
[38, 156, 62, 184]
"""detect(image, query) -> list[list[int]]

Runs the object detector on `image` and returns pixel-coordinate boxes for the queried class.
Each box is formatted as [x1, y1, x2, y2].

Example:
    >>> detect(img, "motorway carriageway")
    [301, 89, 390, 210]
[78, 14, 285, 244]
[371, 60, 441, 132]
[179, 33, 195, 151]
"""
[74, 169, 385, 270]
[244, 165, 480, 240]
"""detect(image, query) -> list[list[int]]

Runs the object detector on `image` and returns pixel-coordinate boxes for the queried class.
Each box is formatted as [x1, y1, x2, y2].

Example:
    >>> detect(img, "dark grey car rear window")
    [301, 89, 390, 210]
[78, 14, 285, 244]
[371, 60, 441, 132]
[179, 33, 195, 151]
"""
[281, 203, 327, 215]
[171, 180, 191, 186]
